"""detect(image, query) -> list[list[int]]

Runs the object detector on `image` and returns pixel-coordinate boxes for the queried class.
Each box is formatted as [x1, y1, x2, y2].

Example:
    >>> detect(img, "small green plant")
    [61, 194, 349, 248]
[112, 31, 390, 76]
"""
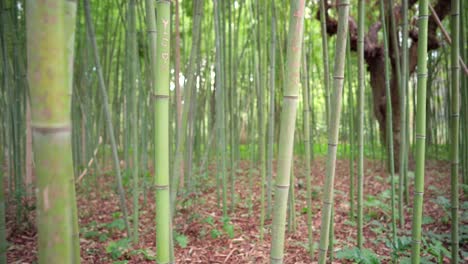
[106, 238, 131, 260]
[336, 247, 381, 264]
[131, 249, 157, 261]
[106, 218, 126, 231]
[174, 232, 189, 248]
[210, 229, 222, 239]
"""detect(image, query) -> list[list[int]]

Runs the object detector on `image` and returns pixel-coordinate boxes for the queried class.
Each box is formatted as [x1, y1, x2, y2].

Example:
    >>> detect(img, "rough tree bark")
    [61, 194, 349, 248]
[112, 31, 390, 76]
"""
[317, 0, 451, 170]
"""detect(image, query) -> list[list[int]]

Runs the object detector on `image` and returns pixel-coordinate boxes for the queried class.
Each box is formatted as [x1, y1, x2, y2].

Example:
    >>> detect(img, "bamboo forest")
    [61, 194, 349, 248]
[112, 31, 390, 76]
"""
[1, 0, 467, 263]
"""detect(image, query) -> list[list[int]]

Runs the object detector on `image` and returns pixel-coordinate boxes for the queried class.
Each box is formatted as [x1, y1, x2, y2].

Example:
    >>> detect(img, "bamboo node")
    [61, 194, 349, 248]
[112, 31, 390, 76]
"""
[275, 184, 290, 189]
[418, 14, 429, 20]
[151, 93, 170, 102]
[283, 95, 298, 100]
[417, 73, 428, 78]
[32, 125, 71, 134]
[411, 239, 421, 245]
[414, 191, 424, 196]
[270, 256, 283, 261]
[333, 76, 345, 80]
[415, 134, 426, 139]
[155, 184, 169, 190]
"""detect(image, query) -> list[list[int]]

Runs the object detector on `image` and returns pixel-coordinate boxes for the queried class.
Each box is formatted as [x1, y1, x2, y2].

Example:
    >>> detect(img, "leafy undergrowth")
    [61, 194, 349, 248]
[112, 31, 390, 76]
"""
[5, 158, 467, 263]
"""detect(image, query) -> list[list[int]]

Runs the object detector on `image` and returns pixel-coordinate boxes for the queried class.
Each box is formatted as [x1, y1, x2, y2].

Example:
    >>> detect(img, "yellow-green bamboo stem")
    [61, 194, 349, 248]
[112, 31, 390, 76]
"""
[410, 0, 429, 261]
[317, 0, 350, 263]
[269, 0, 306, 263]
[27, 1, 79, 262]
[154, 1, 172, 263]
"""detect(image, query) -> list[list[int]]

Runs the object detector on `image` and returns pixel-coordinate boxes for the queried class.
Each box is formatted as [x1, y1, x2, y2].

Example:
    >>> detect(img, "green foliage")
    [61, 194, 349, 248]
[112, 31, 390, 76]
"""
[336, 247, 381, 264]
[106, 218, 126, 231]
[387, 236, 412, 260]
[131, 249, 157, 260]
[210, 229, 222, 239]
[174, 232, 189, 248]
[364, 194, 390, 220]
[106, 238, 131, 260]
[203, 216, 215, 225]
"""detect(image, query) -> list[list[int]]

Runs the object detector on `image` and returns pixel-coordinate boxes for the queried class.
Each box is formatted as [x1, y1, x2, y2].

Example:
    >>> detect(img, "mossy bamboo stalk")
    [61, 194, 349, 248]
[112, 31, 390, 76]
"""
[410, 0, 430, 261]
[269, 0, 306, 262]
[27, 0, 79, 262]
[65, 1, 80, 261]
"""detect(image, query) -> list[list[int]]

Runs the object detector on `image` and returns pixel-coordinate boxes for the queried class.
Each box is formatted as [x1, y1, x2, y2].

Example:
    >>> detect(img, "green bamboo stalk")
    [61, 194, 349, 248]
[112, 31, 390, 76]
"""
[170, 0, 204, 214]
[302, 50, 314, 258]
[357, 0, 365, 249]
[450, 0, 460, 262]
[153, 1, 172, 262]
[400, 0, 409, 225]
[0, 109, 5, 264]
[319, 0, 331, 126]
[317, 0, 350, 262]
[65, 1, 80, 261]
[346, 34, 355, 220]
[379, 0, 397, 247]
[128, 0, 140, 243]
[269, 0, 305, 262]
[83, 0, 131, 237]
[26, 0, 79, 262]
[267, 1, 277, 221]
[410, 0, 430, 261]
[214, 0, 228, 218]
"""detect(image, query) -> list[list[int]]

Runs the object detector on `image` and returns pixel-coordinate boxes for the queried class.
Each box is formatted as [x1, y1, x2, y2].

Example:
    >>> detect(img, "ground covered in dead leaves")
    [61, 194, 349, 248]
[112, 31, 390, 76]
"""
[6, 158, 467, 263]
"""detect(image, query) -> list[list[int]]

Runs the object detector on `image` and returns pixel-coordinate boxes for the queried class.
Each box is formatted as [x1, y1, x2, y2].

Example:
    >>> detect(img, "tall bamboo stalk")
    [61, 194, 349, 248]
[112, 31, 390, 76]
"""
[0, 109, 5, 264]
[153, 1, 172, 262]
[357, 0, 365, 250]
[269, 0, 306, 262]
[319, 0, 331, 126]
[65, 1, 80, 261]
[127, 0, 140, 243]
[83, 0, 131, 237]
[214, 0, 228, 218]
[27, 0, 79, 262]
[410, 0, 430, 261]
[302, 48, 314, 258]
[379, 0, 397, 247]
[267, 1, 277, 221]
[317, 0, 350, 263]
[450, 0, 460, 262]
[400, 0, 409, 226]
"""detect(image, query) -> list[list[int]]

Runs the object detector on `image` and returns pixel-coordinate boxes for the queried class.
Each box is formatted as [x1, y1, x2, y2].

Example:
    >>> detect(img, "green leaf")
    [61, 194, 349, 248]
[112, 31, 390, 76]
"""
[175, 233, 189, 248]
[210, 229, 221, 239]
[106, 238, 131, 260]
[106, 218, 126, 231]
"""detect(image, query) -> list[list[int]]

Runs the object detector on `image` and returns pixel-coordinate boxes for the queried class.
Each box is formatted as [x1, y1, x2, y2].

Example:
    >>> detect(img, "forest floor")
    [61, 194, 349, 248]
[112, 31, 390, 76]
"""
[5, 158, 467, 263]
